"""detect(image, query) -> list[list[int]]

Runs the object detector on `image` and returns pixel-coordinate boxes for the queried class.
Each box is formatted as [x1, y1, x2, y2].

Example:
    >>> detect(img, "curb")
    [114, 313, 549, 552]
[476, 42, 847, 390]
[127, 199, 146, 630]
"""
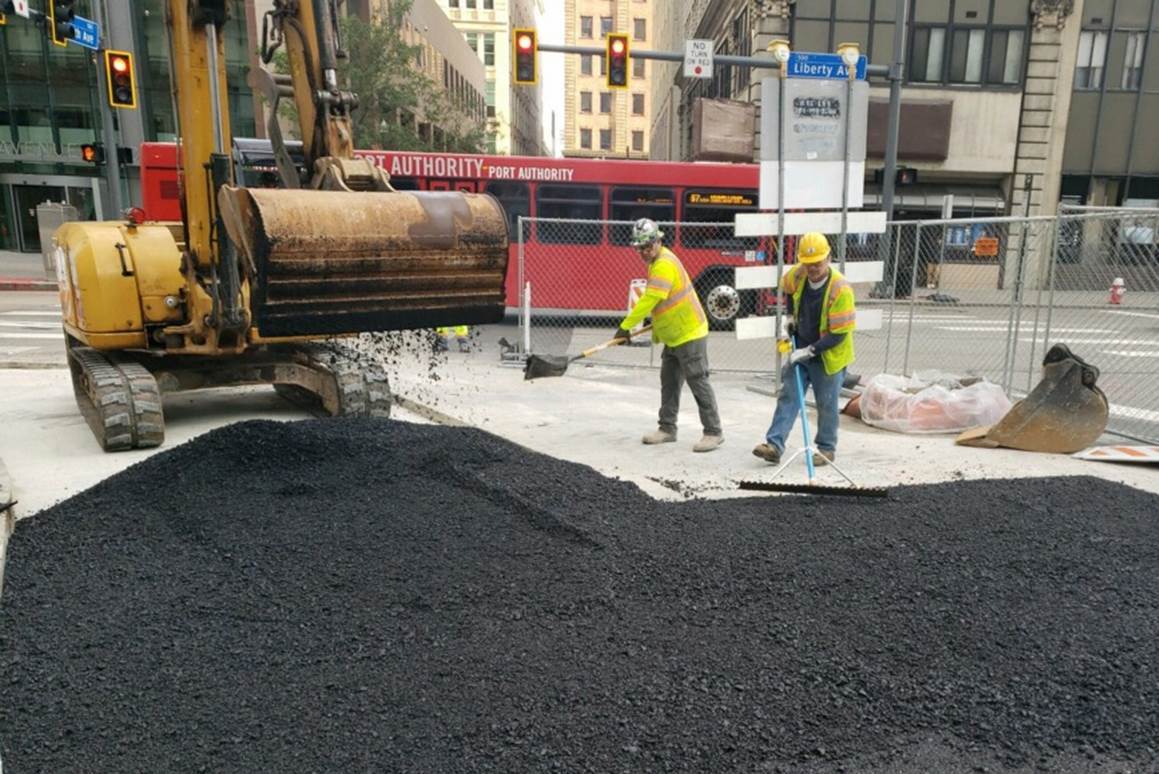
[0, 278, 56, 292]
[0, 456, 15, 599]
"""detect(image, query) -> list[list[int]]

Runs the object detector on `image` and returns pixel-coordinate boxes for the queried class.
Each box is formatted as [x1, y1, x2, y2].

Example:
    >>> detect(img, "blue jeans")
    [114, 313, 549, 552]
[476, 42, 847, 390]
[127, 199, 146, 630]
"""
[764, 358, 845, 455]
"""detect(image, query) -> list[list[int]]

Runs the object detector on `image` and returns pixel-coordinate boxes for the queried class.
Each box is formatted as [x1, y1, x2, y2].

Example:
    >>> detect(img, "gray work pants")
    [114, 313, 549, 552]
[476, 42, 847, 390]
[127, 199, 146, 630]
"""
[658, 336, 722, 436]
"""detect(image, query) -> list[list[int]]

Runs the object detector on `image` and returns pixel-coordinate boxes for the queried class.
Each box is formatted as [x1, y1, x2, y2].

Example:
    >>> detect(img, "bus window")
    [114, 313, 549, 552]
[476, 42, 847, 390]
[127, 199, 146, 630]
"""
[536, 185, 603, 244]
[483, 180, 530, 237]
[609, 187, 675, 245]
[680, 189, 759, 250]
[390, 177, 420, 191]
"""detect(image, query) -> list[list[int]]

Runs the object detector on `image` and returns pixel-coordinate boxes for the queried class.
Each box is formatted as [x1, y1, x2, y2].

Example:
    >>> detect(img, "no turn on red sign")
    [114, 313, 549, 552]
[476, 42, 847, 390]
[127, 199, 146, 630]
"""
[685, 39, 714, 79]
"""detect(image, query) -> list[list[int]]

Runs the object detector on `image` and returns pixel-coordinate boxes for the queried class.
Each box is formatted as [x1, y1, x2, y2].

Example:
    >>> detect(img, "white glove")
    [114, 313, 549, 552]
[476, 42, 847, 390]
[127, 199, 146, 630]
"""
[789, 345, 815, 365]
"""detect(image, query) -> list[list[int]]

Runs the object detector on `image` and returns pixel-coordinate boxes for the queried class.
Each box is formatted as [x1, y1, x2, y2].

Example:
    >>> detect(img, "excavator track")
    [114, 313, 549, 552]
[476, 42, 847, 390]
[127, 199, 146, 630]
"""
[274, 344, 392, 419]
[68, 346, 165, 452]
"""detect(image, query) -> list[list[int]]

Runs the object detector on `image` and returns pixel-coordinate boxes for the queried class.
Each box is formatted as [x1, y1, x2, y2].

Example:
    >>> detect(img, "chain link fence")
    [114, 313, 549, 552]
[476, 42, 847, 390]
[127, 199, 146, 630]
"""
[514, 211, 1159, 443]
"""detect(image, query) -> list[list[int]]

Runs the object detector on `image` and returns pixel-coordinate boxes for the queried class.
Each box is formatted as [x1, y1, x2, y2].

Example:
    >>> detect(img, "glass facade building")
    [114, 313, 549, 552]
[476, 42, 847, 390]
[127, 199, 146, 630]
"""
[0, 1, 257, 253]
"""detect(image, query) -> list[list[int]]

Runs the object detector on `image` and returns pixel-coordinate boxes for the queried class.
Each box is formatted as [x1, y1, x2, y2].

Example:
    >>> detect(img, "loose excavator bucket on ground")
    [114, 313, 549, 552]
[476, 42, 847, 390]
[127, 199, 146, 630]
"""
[955, 344, 1109, 454]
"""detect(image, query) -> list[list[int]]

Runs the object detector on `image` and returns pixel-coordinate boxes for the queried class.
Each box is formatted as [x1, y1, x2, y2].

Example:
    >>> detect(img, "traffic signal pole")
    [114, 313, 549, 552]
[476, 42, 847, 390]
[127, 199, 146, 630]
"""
[90, 0, 123, 218]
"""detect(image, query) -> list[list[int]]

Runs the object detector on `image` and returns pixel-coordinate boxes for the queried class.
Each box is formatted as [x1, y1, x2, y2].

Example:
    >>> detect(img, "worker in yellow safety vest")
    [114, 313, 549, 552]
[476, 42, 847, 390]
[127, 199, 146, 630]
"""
[435, 325, 471, 353]
[752, 232, 856, 467]
[615, 218, 723, 453]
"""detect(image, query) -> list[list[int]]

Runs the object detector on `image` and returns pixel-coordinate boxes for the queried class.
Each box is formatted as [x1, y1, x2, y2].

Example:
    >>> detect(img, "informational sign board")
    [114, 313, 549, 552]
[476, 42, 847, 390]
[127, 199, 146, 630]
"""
[71, 15, 100, 50]
[13, 0, 30, 18]
[684, 39, 714, 79]
[786, 51, 868, 81]
[758, 76, 869, 209]
[973, 237, 1000, 257]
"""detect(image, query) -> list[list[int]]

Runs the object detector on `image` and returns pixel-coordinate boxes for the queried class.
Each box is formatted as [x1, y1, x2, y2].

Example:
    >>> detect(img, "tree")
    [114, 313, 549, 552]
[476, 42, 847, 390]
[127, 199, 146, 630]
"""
[268, 0, 491, 153]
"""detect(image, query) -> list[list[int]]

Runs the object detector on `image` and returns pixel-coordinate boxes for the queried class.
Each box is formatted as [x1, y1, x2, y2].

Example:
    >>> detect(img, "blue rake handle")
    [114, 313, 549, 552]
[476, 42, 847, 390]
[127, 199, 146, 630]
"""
[790, 335, 816, 483]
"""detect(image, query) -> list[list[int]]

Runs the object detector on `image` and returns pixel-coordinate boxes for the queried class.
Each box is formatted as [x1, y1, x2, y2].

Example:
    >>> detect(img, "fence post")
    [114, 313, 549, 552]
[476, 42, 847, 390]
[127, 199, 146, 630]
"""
[517, 217, 527, 353]
[1025, 214, 1062, 392]
[902, 221, 922, 376]
[882, 222, 902, 374]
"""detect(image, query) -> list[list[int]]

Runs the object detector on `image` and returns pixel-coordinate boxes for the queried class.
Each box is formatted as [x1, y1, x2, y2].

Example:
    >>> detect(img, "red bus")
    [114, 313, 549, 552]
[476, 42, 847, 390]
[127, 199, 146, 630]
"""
[140, 142, 767, 328]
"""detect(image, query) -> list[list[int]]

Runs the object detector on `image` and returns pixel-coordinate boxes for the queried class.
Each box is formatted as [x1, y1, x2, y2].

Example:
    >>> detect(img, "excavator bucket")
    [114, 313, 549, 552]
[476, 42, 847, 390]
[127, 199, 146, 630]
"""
[955, 344, 1109, 454]
[219, 187, 509, 338]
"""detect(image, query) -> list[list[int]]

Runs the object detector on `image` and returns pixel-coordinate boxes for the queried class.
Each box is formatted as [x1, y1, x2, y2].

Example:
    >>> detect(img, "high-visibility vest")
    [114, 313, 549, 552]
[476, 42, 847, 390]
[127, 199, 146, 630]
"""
[436, 325, 469, 337]
[782, 265, 856, 375]
[630, 247, 708, 348]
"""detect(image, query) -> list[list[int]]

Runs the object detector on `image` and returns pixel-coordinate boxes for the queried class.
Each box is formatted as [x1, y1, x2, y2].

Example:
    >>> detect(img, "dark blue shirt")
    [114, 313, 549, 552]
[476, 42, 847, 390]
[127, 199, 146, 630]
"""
[790, 272, 848, 354]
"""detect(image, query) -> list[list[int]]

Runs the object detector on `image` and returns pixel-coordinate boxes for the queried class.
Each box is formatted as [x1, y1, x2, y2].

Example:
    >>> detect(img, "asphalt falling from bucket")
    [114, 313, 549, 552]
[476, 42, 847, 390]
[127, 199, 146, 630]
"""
[1, 419, 1158, 773]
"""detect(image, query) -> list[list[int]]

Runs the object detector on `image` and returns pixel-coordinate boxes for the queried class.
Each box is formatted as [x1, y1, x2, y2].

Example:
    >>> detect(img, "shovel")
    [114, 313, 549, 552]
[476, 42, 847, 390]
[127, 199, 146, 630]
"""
[524, 326, 651, 380]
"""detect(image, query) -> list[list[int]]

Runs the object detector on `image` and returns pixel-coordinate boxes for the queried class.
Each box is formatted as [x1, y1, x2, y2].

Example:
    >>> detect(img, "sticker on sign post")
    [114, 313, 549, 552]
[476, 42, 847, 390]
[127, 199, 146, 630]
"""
[684, 39, 714, 79]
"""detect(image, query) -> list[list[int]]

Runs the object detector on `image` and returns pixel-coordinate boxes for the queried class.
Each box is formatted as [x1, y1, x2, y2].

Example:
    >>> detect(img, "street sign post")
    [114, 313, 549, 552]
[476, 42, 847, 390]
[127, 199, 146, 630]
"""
[684, 39, 714, 79]
[12, 0, 30, 18]
[786, 51, 867, 80]
[70, 15, 99, 50]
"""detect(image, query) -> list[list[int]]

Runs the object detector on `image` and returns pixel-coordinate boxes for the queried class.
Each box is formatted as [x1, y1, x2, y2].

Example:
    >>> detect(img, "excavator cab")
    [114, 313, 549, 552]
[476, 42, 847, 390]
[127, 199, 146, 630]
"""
[54, 0, 508, 451]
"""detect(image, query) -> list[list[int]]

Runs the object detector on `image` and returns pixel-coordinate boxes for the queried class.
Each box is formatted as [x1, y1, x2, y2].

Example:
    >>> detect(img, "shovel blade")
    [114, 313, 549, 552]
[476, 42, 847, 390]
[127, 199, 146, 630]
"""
[523, 354, 571, 380]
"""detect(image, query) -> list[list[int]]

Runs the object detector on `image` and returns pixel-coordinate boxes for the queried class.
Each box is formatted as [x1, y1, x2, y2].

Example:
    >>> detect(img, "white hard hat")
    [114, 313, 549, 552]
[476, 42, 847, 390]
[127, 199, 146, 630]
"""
[1113, 277, 1125, 285]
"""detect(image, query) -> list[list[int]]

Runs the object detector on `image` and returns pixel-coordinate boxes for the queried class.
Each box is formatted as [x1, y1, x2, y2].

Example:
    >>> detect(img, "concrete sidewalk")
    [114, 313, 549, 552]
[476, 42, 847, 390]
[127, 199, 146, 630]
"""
[0, 250, 55, 291]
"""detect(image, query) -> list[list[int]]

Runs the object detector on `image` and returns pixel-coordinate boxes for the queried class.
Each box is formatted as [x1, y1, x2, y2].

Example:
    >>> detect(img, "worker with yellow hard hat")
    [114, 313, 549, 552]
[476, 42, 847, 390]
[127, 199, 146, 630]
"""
[752, 232, 856, 467]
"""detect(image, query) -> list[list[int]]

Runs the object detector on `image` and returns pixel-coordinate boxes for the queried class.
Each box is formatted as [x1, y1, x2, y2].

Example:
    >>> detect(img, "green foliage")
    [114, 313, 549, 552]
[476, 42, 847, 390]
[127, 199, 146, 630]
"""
[269, 0, 491, 153]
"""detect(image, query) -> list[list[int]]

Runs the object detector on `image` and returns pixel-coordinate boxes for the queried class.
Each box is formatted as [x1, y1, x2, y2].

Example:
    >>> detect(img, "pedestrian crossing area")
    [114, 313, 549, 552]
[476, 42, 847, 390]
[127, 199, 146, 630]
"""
[0, 308, 64, 357]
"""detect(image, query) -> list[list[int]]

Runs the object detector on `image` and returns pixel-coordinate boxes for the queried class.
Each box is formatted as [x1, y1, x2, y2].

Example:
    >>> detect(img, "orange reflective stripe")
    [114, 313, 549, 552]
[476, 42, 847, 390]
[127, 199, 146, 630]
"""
[828, 279, 851, 304]
[654, 285, 693, 316]
[828, 310, 855, 325]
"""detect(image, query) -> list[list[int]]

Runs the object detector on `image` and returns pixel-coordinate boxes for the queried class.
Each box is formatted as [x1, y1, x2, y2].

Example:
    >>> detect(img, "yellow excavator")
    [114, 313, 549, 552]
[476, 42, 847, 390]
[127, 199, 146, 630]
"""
[53, 0, 508, 451]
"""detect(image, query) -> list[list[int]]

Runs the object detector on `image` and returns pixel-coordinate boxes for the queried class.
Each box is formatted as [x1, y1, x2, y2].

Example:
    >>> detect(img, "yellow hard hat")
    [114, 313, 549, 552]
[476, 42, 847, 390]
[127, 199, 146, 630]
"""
[797, 232, 831, 264]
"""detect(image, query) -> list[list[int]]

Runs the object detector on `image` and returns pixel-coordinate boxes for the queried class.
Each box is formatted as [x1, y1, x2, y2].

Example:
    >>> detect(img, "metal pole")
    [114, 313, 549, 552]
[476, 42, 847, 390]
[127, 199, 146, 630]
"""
[517, 216, 528, 352]
[839, 70, 853, 272]
[902, 221, 921, 376]
[876, 0, 907, 295]
[91, 0, 123, 218]
[773, 64, 788, 390]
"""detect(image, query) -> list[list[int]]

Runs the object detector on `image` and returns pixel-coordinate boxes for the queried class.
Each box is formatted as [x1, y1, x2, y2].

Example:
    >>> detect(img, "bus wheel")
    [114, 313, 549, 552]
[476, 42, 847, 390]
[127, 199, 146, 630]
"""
[696, 269, 749, 331]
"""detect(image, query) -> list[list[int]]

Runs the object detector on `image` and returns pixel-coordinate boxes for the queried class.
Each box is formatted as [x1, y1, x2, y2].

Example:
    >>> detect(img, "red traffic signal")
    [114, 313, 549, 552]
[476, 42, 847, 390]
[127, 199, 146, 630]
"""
[606, 33, 629, 89]
[514, 28, 537, 85]
[104, 50, 137, 109]
[81, 143, 105, 164]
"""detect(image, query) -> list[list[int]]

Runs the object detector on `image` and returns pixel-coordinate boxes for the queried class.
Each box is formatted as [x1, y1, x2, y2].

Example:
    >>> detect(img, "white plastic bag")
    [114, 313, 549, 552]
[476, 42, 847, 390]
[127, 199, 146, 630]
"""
[858, 371, 1013, 434]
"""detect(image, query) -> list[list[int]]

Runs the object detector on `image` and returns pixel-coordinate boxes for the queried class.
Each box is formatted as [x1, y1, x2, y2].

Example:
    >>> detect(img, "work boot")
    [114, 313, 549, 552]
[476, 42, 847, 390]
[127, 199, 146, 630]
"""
[813, 449, 835, 467]
[752, 443, 781, 463]
[693, 434, 724, 453]
[642, 429, 677, 445]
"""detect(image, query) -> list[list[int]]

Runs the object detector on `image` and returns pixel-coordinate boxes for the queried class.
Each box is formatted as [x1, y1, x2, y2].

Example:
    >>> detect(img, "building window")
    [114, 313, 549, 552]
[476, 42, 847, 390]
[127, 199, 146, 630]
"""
[987, 29, 1025, 85]
[581, 55, 593, 75]
[1075, 30, 1108, 90]
[483, 0, 493, 8]
[580, 91, 592, 112]
[632, 131, 644, 152]
[633, 18, 646, 41]
[633, 57, 645, 78]
[449, 0, 458, 6]
[483, 33, 495, 66]
[632, 93, 644, 115]
[599, 129, 612, 150]
[948, 28, 985, 83]
[1122, 31, 1145, 90]
[910, 26, 947, 83]
[465, 32, 477, 53]
[465, 0, 475, 8]
[580, 15, 593, 38]
[600, 16, 613, 37]
[600, 92, 612, 113]
[580, 128, 592, 149]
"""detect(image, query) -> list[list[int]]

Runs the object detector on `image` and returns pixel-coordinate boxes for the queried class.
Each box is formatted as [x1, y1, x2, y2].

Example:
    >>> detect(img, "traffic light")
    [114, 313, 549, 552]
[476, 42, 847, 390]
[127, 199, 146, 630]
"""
[606, 33, 629, 89]
[81, 143, 105, 164]
[49, 1, 77, 47]
[104, 50, 137, 109]
[513, 28, 536, 85]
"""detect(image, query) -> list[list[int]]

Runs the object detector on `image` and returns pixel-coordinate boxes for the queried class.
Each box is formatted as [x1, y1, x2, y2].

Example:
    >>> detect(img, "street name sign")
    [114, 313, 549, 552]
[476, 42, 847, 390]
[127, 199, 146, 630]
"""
[71, 15, 100, 50]
[684, 39, 714, 79]
[787, 51, 868, 80]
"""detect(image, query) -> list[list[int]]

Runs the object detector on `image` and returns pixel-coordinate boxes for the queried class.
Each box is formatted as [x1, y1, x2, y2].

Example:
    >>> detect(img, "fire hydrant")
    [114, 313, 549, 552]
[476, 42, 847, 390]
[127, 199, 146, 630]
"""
[1109, 277, 1126, 305]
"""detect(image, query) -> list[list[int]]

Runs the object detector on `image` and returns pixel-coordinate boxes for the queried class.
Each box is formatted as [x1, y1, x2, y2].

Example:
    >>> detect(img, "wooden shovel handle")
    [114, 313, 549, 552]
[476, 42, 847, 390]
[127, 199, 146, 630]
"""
[579, 325, 653, 358]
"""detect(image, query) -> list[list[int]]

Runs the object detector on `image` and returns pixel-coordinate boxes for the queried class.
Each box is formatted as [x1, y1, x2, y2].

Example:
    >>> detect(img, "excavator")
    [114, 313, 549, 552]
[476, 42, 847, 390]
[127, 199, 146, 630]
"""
[53, 0, 508, 451]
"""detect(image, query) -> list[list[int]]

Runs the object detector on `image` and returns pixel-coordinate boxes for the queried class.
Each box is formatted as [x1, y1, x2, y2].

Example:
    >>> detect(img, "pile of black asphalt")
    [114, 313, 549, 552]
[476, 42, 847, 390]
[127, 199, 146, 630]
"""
[1, 419, 1157, 773]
